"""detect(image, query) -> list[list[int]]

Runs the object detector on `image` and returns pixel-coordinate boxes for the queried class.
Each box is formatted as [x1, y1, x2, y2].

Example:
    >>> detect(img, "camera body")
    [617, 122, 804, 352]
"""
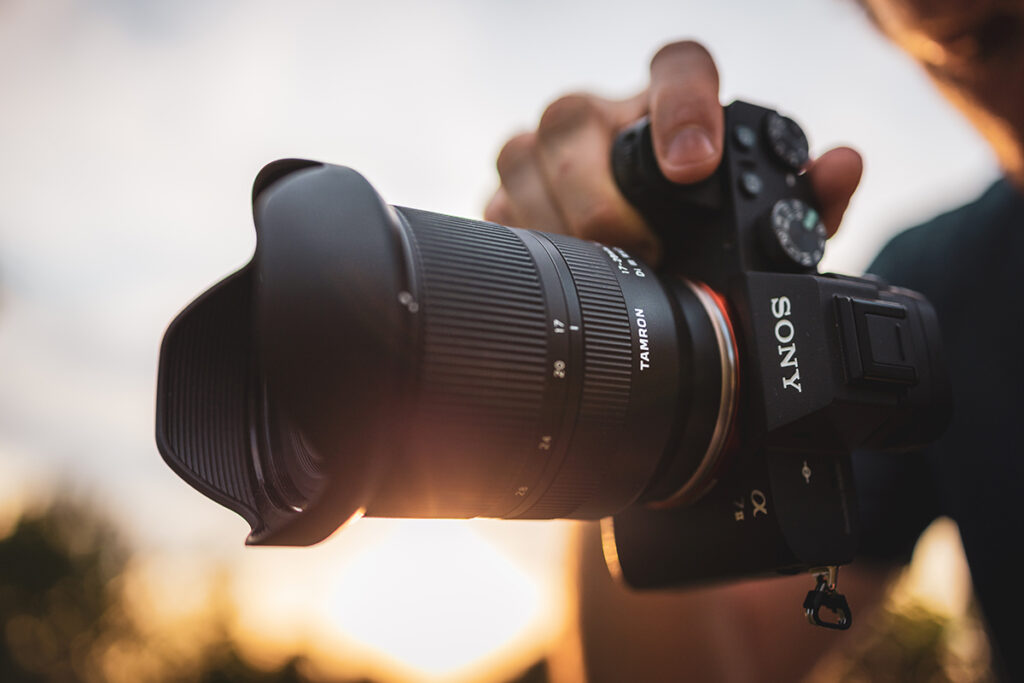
[155, 101, 950, 613]
[605, 101, 949, 587]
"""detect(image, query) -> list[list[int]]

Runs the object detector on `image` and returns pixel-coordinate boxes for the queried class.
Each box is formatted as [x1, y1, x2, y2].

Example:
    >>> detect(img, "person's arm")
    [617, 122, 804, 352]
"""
[575, 523, 895, 683]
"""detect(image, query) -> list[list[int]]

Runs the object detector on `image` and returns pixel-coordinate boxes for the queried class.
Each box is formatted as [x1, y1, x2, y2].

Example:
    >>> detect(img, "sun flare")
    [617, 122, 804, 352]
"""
[314, 519, 573, 681]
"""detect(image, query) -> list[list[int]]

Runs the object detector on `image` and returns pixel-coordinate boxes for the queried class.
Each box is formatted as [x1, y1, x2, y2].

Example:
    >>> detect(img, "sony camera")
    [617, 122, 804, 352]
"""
[156, 101, 950, 628]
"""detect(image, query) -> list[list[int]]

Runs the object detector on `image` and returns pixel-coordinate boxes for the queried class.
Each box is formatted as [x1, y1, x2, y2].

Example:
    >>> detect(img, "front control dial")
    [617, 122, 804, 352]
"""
[762, 198, 827, 270]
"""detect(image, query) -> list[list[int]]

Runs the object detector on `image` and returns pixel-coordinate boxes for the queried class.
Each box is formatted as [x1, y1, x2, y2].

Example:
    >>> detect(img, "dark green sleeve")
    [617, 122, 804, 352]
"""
[854, 225, 947, 563]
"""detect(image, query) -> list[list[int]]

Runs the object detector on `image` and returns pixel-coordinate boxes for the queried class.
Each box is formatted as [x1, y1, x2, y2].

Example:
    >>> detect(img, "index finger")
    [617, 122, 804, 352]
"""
[648, 41, 723, 184]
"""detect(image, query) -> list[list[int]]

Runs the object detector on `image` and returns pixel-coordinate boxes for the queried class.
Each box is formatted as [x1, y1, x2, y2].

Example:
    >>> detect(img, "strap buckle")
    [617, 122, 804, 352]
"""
[803, 566, 852, 630]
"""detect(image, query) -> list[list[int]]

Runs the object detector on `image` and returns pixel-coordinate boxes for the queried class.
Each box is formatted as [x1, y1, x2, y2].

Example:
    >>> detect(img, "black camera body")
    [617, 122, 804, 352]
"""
[606, 101, 950, 589]
[155, 101, 950, 625]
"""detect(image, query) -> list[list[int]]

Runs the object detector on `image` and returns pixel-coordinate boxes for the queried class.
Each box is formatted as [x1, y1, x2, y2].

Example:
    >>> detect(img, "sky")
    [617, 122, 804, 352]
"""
[0, 0, 997, 680]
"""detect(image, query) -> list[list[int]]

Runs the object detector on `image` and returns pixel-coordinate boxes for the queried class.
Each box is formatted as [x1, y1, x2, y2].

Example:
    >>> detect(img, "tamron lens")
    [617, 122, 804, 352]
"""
[157, 103, 950, 619]
[158, 159, 736, 541]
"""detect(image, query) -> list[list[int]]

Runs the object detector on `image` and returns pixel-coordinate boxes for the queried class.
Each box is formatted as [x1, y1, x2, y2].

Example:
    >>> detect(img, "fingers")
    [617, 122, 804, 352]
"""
[806, 146, 863, 237]
[533, 94, 657, 260]
[486, 40, 869, 265]
[484, 39, 724, 264]
[648, 41, 723, 184]
[483, 187, 521, 227]
[488, 132, 565, 232]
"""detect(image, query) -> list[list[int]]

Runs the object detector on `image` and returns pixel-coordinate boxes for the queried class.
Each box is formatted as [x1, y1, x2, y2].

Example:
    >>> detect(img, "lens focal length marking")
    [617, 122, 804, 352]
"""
[385, 210, 706, 521]
[520, 232, 636, 519]
[492, 229, 587, 518]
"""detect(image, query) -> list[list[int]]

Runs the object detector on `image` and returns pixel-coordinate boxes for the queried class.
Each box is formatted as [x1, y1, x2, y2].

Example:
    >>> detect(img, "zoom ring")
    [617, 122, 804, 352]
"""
[522, 234, 633, 519]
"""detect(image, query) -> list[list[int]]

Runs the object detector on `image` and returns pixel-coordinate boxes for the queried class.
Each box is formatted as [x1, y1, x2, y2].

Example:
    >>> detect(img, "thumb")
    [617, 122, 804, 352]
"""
[648, 41, 724, 184]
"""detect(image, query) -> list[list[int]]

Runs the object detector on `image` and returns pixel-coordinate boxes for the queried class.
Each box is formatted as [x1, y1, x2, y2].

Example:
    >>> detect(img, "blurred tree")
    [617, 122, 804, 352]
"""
[0, 502, 131, 681]
[809, 600, 996, 683]
[0, 502, 374, 683]
[1, 498, 991, 682]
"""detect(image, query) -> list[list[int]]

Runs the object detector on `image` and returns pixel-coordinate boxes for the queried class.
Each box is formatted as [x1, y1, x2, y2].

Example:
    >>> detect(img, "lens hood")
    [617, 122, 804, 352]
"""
[156, 160, 416, 545]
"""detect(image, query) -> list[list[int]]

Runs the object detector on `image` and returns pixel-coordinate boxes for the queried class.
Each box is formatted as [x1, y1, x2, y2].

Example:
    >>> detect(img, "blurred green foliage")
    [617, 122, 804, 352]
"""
[0, 503, 342, 682]
[9, 499, 991, 682]
[811, 598, 995, 682]
[0, 502, 130, 681]
[0, 501, 548, 683]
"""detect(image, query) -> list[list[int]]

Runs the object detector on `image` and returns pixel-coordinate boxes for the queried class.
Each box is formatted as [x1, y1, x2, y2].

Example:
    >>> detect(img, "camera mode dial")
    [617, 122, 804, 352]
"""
[762, 198, 827, 270]
[763, 112, 810, 170]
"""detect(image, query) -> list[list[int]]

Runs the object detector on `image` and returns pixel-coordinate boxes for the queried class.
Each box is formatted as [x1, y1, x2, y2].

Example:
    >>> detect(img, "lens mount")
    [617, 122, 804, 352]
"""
[649, 281, 738, 508]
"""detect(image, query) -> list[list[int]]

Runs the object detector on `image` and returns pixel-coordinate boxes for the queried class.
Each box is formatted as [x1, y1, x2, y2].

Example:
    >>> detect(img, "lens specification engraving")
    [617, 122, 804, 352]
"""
[602, 245, 647, 278]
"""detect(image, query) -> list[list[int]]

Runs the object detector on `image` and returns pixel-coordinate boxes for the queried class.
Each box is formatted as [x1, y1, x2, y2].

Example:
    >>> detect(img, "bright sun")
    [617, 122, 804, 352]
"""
[313, 519, 574, 682]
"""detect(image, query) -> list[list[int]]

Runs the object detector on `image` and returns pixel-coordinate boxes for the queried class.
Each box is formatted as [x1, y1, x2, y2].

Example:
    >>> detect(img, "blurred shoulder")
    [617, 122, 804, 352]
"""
[867, 179, 1024, 290]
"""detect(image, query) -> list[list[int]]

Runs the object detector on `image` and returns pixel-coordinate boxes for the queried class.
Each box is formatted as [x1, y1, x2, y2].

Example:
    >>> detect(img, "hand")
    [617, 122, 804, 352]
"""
[484, 41, 863, 265]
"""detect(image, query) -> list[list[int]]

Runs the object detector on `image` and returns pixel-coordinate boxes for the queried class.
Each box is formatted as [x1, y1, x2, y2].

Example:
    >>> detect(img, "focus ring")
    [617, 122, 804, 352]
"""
[382, 208, 549, 517]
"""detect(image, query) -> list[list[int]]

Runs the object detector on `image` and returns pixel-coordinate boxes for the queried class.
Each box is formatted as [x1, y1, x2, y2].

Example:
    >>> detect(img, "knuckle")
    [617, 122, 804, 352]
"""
[483, 190, 513, 225]
[652, 39, 713, 67]
[651, 40, 719, 86]
[496, 132, 536, 178]
[567, 200, 629, 240]
[537, 93, 603, 138]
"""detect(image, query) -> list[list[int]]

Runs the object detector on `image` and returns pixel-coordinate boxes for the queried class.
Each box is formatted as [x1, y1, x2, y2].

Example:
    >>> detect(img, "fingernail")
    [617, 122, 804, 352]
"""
[665, 126, 715, 169]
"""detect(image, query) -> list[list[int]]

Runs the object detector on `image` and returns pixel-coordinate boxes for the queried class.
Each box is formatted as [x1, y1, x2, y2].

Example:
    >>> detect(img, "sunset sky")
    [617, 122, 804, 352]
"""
[0, 0, 995, 680]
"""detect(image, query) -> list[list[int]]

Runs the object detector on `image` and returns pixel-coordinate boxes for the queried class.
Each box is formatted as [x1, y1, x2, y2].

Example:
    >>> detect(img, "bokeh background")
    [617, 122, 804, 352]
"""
[0, 0, 999, 681]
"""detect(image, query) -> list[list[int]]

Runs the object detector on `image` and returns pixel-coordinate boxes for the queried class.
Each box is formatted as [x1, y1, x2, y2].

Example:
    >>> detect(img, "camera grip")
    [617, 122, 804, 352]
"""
[611, 117, 724, 263]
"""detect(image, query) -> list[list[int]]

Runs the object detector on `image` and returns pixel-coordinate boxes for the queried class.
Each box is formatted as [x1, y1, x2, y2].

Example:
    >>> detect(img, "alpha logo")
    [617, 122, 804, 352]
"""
[771, 296, 802, 393]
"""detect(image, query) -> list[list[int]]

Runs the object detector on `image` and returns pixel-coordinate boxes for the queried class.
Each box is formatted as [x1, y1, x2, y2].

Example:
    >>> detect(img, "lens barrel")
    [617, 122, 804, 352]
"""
[156, 163, 737, 544]
[369, 206, 736, 521]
